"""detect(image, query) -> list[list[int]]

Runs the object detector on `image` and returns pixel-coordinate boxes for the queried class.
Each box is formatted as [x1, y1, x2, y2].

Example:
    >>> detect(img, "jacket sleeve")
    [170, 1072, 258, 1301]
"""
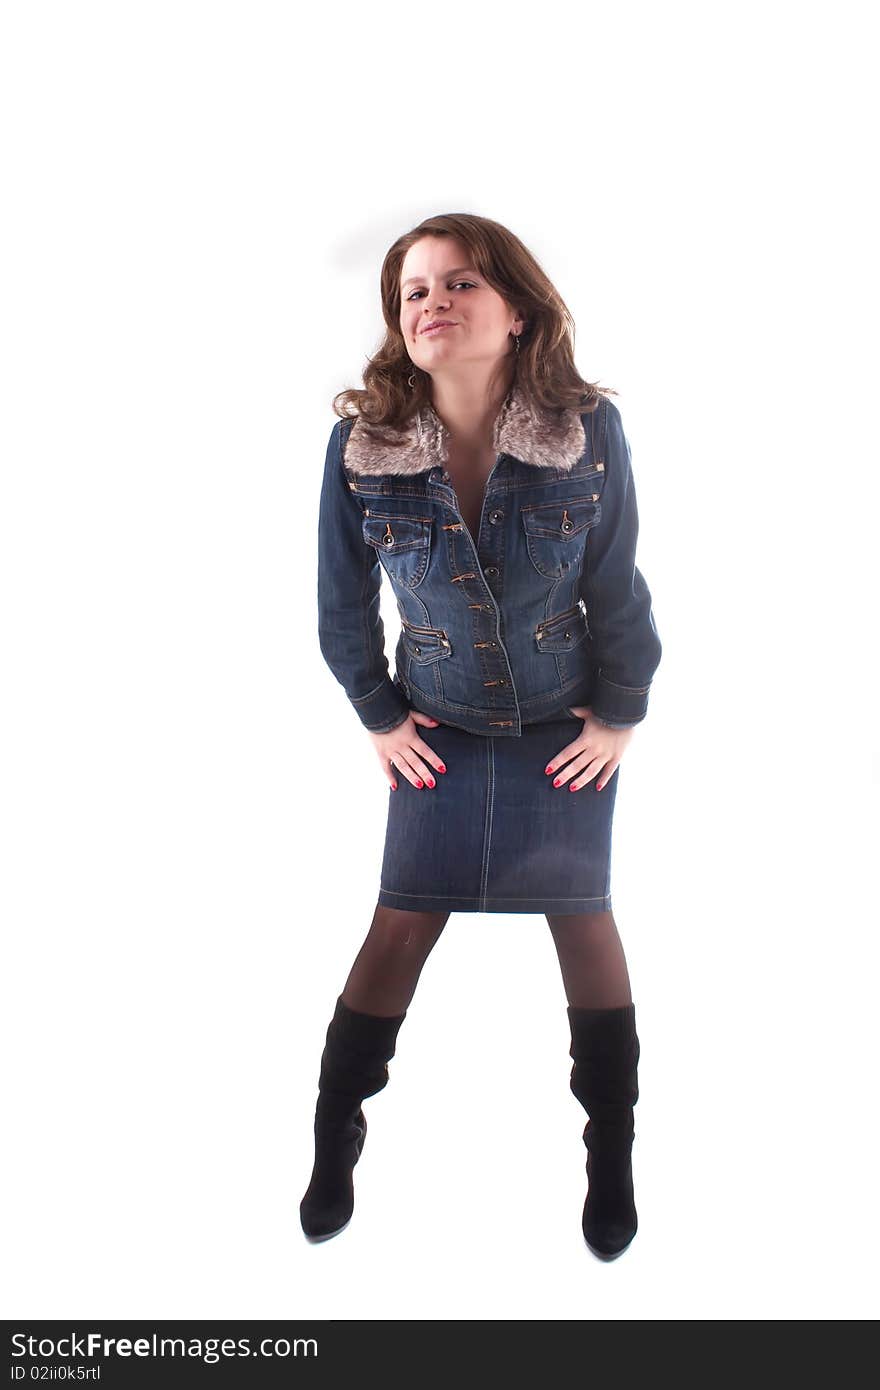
[578, 399, 662, 728]
[316, 420, 411, 734]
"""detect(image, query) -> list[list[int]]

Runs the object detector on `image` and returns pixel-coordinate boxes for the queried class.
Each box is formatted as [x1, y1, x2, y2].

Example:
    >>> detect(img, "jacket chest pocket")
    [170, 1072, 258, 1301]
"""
[520, 497, 600, 578]
[362, 512, 432, 589]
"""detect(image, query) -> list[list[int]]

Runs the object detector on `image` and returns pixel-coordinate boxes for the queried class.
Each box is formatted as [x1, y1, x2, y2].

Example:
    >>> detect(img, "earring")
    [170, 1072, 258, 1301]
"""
[408, 370, 416, 388]
[513, 333, 521, 355]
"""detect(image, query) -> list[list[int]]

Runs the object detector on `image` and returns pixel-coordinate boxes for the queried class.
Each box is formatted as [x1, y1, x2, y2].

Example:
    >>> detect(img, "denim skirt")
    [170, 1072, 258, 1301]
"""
[377, 714, 618, 915]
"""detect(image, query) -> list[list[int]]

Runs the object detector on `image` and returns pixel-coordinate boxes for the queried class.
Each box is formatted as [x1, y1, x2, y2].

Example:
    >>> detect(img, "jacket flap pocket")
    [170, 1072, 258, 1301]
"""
[362, 513, 432, 553]
[521, 497, 600, 540]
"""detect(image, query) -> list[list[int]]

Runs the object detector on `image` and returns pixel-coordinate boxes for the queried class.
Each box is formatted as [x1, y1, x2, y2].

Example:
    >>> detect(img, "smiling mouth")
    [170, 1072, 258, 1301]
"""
[422, 323, 457, 336]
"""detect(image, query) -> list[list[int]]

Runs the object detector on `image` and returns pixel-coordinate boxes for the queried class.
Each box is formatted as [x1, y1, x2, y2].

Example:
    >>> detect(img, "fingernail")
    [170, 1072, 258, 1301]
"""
[416, 779, 424, 789]
[391, 782, 398, 791]
[553, 778, 561, 787]
[545, 765, 554, 775]
[438, 764, 446, 773]
[597, 782, 603, 791]
[426, 778, 435, 788]
[569, 784, 578, 792]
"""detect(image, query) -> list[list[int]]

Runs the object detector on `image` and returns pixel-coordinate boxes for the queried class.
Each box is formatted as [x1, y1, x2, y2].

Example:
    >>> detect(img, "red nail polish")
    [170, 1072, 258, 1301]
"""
[597, 782, 603, 791]
[426, 778, 435, 788]
[416, 779, 424, 788]
[391, 782, 397, 790]
[553, 778, 561, 787]
[545, 765, 554, 775]
[438, 764, 446, 773]
[569, 784, 578, 792]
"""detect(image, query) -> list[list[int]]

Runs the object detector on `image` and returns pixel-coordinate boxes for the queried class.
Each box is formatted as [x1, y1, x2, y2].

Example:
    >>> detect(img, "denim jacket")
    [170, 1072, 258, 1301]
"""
[317, 385, 661, 738]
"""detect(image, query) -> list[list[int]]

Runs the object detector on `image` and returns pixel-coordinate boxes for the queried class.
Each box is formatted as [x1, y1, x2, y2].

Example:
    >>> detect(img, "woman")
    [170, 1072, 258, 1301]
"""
[302, 213, 662, 1260]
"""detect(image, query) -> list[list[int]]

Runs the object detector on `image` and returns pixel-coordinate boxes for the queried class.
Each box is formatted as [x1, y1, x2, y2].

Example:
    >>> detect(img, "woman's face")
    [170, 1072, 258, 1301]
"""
[399, 236, 522, 380]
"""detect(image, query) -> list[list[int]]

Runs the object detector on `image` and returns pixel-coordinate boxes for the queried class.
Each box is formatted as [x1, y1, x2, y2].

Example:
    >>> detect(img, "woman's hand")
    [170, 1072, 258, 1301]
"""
[545, 706, 635, 792]
[369, 711, 446, 792]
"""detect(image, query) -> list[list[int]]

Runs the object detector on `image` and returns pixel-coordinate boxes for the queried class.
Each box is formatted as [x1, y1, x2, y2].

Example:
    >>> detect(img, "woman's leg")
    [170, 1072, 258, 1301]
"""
[548, 910, 640, 1259]
[301, 905, 449, 1240]
[545, 910, 632, 1009]
[340, 904, 451, 1016]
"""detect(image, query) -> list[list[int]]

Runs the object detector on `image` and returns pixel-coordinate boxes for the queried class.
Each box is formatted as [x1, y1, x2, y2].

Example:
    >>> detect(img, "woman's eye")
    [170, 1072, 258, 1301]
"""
[406, 282, 475, 301]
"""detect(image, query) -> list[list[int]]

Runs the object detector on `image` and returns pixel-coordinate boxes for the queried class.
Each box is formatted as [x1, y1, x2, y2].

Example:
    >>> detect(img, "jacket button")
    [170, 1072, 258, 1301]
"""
[489, 509, 503, 524]
[485, 566, 499, 577]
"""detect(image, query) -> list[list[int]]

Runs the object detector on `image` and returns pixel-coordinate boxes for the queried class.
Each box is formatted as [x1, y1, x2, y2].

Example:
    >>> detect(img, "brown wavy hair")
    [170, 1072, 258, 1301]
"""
[332, 212, 615, 425]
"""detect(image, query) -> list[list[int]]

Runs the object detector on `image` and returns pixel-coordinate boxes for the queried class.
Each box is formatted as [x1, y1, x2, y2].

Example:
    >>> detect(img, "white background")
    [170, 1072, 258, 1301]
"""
[2, 0, 877, 1320]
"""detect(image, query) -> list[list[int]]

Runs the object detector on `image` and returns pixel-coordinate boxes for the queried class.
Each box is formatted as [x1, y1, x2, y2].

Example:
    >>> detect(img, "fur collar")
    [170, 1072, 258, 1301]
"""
[342, 383, 590, 477]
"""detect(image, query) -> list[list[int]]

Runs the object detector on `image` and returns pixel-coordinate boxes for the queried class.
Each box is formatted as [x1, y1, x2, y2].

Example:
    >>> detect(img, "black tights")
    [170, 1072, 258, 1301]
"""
[341, 905, 632, 1017]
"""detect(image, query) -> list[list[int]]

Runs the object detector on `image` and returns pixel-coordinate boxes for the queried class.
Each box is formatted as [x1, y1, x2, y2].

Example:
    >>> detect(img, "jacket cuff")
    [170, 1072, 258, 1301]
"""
[590, 670, 651, 727]
[350, 676, 411, 734]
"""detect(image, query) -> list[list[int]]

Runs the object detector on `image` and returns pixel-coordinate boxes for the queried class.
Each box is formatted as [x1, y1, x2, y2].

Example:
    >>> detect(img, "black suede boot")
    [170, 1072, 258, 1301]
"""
[300, 995, 408, 1242]
[567, 1002, 640, 1260]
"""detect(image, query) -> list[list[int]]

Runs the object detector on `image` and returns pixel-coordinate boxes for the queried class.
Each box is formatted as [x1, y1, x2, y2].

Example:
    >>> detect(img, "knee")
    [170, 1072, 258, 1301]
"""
[370, 905, 449, 956]
[547, 909, 617, 941]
